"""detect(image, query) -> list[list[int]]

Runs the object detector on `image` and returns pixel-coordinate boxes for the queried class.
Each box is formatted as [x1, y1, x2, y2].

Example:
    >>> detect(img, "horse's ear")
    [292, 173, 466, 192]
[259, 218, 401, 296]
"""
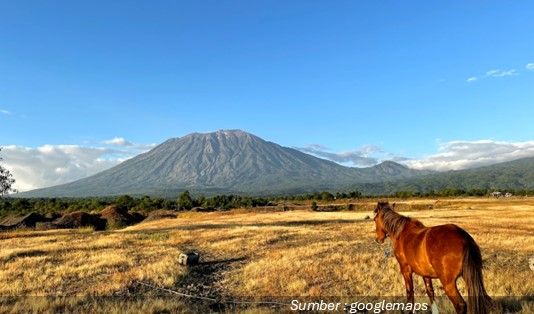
[392, 203, 396, 209]
[378, 201, 389, 208]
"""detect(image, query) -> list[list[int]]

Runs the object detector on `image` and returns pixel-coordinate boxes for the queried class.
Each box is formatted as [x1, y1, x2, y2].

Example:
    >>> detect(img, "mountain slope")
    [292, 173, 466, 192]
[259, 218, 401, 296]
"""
[349, 156, 534, 195]
[21, 130, 431, 197]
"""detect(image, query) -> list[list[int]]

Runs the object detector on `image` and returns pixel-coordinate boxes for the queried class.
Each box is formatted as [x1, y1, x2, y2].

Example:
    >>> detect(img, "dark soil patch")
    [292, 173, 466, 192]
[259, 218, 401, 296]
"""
[98, 205, 137, 229]
[0, 213, 51, 230]
[123, 255, 248, 312]
[52, 211, 106, 230]
[142, 210, 176, 223]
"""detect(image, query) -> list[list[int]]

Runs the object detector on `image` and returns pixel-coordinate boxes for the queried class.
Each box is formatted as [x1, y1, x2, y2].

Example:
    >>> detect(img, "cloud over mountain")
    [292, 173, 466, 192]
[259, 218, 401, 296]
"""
[299, 140, 534, 172]
[297, 144, 385, 167]
[16, 130, 433, 197]
[3, 133, 534, 192]
[403, 140, 534, 171]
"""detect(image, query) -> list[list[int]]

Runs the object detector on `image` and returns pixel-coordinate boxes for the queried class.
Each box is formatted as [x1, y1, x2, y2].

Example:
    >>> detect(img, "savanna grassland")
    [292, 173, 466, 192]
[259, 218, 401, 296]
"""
[0, 198, 533, 313]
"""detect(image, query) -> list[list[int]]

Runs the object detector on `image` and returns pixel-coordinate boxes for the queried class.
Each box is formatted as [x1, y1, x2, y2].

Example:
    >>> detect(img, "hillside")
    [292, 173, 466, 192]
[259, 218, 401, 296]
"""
[20, 130, 431, 197]
[349, 156, 534, 195]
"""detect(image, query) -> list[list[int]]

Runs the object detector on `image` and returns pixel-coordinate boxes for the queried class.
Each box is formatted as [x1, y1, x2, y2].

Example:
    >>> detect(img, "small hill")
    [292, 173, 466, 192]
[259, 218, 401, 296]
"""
[0, 213, 49, 230]
[98, 205, 137, 228]
[141, 210, 176, 223]
[52, 211, 105, 230]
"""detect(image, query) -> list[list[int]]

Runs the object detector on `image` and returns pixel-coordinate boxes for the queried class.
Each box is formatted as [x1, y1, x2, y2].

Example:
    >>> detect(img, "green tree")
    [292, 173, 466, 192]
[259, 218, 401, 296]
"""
[12, 198, 31, 213]
[115, 195, 135, 211]
[348, 191, 362, 198]
[320, 191, 334, 202]
[162, 199, 175, 210]
[197, 194, 206, 207]
[0, 148, 16, 197]
[336, 192, 348, 199]
[177, 190, 193, 210]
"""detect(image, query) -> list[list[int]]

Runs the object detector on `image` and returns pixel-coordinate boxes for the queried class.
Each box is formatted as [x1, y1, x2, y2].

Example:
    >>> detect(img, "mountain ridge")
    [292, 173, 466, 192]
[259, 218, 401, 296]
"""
[19, 130, 534, 198]
[19, 130, 431, 197]
[348, 156, 534, 195]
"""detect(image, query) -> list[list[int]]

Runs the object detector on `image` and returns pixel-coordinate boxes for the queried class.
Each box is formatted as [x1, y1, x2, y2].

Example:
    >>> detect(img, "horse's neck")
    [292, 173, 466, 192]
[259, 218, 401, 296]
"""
[404, 220, 425, 231]
[396, 220, 426, 241]
[386, 213, 424, 242]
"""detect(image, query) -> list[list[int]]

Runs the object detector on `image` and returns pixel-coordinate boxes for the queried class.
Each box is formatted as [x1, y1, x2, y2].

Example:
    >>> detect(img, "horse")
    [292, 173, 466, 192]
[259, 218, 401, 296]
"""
[373, 202, 491, 314]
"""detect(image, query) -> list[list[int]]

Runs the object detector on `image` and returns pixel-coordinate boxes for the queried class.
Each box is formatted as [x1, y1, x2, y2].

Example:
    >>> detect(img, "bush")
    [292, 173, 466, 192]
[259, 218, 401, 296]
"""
[105, 219, 130, 230]
[345, 203, 355, 211]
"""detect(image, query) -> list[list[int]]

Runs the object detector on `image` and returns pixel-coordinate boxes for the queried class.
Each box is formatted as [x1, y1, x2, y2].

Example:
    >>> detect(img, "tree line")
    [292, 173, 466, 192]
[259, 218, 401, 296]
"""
[0, 190, 364, 218]
[393, 188, 534, 199]
[0, 192, 263, 218]
[2, 187, 534, 219]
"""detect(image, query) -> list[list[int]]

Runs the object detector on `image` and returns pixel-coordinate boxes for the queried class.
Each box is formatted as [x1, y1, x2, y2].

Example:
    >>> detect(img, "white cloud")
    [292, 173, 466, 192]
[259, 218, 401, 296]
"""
[4, 137, 534, 192]
[103, 137, 133, 146]
[0, 109, 11, 115]
[527, 63, 534, 71]
[467, 68, 519, 83]
[402, 140, 534, 171]
[485, 69, 518, 77]
[300, 140, 534, 172]
[467, 77, 478, 82]
[1, 139, 155, 192]
[298, 144, 386, 167]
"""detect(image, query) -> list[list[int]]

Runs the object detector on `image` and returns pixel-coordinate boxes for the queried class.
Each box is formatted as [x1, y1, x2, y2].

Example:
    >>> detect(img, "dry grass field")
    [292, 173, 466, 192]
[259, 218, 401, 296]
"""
[0, 198, 533, 313]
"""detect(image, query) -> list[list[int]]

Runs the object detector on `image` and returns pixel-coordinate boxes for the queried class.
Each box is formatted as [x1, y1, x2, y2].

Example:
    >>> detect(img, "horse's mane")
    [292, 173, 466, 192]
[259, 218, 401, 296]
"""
[379, 206, 424, 238]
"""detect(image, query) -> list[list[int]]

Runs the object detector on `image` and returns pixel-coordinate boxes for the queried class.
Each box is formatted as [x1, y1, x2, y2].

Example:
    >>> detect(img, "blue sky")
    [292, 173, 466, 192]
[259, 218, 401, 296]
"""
[1, 1, 534, 191]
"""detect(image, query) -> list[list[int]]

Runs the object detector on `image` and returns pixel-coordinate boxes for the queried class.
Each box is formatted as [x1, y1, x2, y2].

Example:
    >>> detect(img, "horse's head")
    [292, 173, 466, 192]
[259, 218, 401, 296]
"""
[373, 202, 394, 243]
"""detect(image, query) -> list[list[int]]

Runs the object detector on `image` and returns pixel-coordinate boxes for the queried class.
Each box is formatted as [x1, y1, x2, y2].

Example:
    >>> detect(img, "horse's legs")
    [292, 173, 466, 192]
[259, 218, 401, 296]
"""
[439, 277, 466, 314]
[401, 267, 414, 305]
[424, 277, 439, 313]
[423, 276, 435, 304]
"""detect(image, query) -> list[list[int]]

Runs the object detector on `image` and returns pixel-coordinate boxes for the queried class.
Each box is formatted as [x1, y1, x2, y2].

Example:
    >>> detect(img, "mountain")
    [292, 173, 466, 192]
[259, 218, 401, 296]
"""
[20, 130, 431, 197]
[348, 156, 534, 195]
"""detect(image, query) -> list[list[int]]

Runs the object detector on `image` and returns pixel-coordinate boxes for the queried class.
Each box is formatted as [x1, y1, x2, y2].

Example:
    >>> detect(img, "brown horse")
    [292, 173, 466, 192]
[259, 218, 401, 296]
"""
[373, 202, 491, 314]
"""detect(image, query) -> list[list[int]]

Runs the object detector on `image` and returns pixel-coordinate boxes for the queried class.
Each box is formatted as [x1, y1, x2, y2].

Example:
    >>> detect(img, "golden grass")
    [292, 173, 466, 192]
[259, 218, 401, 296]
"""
[0, 198, 533, 313]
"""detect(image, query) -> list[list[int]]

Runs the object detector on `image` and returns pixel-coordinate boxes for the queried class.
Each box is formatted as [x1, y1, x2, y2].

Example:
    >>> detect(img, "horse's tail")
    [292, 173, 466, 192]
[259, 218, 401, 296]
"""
[462, 236, 491, 314]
